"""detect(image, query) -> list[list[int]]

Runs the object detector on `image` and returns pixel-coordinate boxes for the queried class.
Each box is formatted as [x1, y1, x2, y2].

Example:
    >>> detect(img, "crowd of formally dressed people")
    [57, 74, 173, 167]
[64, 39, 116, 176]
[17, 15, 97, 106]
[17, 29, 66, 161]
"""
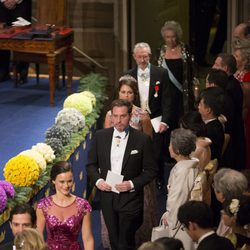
[1, 18, 250, 250]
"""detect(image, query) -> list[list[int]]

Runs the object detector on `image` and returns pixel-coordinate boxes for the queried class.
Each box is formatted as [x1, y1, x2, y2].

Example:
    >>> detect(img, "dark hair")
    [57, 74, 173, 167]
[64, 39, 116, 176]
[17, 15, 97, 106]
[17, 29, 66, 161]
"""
[10, 204, 36, 226]
[177, 201, 213, 229]
[241, 169, 250, 192]
[155, 237, 184, 250]
[207, 68, 228, 90]
[110, 99, 133, 114]
[118, 75, 139, 104]
[199, 87, 225, 117]
[236, 195, 250, 227]
[50, 161, 73, 181]
[179, 111, 207, 137]
[217, 53, 237, 74]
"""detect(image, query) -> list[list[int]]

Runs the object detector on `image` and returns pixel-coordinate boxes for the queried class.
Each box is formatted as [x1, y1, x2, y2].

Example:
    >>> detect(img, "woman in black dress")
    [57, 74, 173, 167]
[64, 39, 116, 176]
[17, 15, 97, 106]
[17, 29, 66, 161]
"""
[158, 20, 195, 129]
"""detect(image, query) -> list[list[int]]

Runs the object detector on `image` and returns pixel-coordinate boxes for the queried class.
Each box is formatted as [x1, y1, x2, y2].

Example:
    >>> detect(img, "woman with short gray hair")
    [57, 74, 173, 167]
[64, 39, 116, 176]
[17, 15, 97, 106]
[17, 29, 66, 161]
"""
[214, 169, 248, 241]
[213, 168, 248, 203]
[161, 128, 199, 250]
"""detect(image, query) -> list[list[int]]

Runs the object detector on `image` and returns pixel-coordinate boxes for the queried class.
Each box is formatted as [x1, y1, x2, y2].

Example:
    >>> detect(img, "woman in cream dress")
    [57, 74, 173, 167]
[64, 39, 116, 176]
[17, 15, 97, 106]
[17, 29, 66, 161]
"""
[161, 128, 199, 250]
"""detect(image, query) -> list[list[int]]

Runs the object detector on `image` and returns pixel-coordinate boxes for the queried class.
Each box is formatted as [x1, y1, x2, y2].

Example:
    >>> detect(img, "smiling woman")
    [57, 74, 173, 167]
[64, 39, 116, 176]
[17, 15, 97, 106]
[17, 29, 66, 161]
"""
[36, 161, 94, 250]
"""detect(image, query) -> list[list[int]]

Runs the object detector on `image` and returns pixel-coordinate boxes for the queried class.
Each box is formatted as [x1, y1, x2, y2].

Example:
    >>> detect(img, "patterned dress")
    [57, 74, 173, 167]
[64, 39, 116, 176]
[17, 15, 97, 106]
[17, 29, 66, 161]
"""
[37, 196, 92, 250]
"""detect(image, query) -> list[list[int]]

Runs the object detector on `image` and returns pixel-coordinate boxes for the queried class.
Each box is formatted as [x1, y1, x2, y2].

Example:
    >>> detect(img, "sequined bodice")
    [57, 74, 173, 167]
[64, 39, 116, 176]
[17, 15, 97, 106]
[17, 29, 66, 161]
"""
[37, 196, 92, 250]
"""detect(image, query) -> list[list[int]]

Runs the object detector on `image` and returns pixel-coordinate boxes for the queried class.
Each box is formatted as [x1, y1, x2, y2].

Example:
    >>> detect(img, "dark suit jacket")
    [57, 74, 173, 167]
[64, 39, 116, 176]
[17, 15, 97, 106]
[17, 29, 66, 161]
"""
[0, 241, 13, 250]
[125, 64, 173, 126]
[87, 126, 157, 211]
[226, 75, 246, 169]
[197, 233, 235, 250]
[205, 119, 224, 165]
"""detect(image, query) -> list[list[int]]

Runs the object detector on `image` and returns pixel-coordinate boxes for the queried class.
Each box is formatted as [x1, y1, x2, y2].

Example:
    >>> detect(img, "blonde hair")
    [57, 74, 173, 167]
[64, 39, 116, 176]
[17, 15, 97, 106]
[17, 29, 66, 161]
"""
[14, 228, 48, 250]
[234, 39, 250, 70]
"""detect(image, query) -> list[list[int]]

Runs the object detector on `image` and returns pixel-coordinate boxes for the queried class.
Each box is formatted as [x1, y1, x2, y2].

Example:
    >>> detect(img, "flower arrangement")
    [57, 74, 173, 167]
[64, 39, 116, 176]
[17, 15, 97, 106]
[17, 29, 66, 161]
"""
[55, 108, 85, 133]
[4, 155, 40, 187]
[0, 181, 15, 213]
[0, 187, 7, 213]
[80, 91, 96, 107]
[19, 149, 47, 172]
[45, 125, 71, 146]
[229, 199, 240, 216]
[63, 93, 93, 116]
[0, 180, 15, 198]
[45, 138, 64, 156]
[32, 143, 55, 163]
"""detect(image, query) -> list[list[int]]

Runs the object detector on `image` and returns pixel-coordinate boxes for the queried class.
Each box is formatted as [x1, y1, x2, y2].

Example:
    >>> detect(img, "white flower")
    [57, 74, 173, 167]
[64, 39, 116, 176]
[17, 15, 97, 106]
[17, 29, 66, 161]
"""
[63, 93, 93, 116]
[80, 91, 96, 107]
[32, 143, 55, 163]
[19, 149, 47, 172]
[229, 199, 240, 215]
[55, 108, 85, 132]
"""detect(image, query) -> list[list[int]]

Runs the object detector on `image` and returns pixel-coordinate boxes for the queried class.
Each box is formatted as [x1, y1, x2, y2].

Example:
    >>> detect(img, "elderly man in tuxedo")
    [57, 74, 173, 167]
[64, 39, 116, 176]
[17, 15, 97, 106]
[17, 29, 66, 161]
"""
[87, 99, 157, 250]
[125, 42, 173, 189]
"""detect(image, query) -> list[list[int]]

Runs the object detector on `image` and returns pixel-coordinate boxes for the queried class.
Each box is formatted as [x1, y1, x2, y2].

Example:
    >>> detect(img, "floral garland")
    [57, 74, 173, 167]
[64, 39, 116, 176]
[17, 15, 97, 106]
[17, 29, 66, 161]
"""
[0, 181, 15, 213]
[19, 149, 47, 172]
[55, 108, 85, 133]
[0, 73, 108, 225]
[4, 155, 40, 187]
[64, 93, 93, 116]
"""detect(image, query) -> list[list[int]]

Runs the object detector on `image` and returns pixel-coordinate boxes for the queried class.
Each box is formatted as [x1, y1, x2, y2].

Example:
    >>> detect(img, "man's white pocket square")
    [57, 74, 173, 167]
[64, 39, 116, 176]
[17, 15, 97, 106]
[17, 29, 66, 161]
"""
[130, 150, 139, 155]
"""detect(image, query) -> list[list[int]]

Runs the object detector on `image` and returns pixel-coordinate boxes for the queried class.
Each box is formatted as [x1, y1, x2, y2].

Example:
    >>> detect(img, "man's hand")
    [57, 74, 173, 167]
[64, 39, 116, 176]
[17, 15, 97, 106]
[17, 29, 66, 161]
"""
[115, 181, 132, 192]
[96, 180, 112, 192]
[158, 123, 168, 133]
[3, 0, 17, 10]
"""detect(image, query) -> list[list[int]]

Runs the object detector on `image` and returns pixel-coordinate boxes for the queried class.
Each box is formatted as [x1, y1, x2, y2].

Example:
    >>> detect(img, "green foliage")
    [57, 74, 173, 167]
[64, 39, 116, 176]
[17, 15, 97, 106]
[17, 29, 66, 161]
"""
[0, 73, 107, 225]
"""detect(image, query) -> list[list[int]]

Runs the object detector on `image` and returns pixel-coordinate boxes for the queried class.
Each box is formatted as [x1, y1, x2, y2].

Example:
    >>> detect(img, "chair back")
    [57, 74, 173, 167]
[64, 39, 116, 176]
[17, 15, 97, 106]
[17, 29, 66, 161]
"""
[36, 0, 67, 26]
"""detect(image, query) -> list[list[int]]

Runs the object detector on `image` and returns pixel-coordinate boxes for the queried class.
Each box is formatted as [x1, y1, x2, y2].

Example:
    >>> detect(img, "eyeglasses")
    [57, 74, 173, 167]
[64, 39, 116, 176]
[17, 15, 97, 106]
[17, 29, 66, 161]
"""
[180, 224, 187, 231]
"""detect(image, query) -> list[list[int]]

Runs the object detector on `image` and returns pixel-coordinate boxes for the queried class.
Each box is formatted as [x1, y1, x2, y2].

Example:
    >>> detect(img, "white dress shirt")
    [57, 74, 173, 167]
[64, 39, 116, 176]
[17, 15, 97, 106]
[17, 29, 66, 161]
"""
[110, 128, 129, 175]
[138, 65, 151, 113]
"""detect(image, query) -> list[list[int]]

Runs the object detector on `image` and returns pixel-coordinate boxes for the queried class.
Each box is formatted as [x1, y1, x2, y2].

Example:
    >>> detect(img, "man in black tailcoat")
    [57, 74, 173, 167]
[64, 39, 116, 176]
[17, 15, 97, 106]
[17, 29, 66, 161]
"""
[87, 99, 157, 250]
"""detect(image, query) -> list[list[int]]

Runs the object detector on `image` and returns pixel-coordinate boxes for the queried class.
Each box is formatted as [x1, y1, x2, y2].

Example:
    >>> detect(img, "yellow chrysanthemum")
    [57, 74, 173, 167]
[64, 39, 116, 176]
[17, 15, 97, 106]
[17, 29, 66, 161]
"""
[19, 149, 47, 173]
[4, 155, 40, 187]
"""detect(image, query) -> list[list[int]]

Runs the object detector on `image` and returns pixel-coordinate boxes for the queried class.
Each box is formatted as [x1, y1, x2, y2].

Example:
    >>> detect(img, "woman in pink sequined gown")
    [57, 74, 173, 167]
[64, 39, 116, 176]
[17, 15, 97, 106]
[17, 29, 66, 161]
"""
[234, 41, 250, 169]
[36, 161, 94, 250]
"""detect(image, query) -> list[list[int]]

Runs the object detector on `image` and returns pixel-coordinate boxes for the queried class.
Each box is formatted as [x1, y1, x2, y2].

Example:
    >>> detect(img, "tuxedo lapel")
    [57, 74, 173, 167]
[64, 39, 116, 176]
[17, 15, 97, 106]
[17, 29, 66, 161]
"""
[105, 128, 114, 170]
[122, 128, 135, 170]
[149, 66, 156, 100]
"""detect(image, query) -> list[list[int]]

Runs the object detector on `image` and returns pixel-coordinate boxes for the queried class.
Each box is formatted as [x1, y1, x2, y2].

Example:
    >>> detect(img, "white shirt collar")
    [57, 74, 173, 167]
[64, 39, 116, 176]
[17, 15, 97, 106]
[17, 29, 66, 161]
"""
[113, 127, 129, 139]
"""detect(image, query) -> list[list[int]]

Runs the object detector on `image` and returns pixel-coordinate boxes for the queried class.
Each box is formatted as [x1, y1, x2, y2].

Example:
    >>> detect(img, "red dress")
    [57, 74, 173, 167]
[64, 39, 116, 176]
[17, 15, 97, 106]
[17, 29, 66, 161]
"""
[235, 71, 250, 169]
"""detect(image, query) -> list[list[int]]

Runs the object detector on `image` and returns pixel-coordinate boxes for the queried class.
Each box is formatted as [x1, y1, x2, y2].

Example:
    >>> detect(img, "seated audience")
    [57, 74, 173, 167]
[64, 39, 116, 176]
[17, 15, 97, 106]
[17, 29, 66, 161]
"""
[177, 200, 235, 250]
[161, 128, 199, 250]
[219, 195, 250, 248]
[137, 241, 166, 250]
[214, 168, 248, 235]
[233, 39, 250, 169]
[198, 87, 225, 166]
[212, 53, 245, 170]
[0, 203, 36, 250]
[205, 68, 236, 167]
[36, 161, 94, 250]
[180, 111, 215, 205]
[14, 228, 49, 250]
[154, 237, 184, 250]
